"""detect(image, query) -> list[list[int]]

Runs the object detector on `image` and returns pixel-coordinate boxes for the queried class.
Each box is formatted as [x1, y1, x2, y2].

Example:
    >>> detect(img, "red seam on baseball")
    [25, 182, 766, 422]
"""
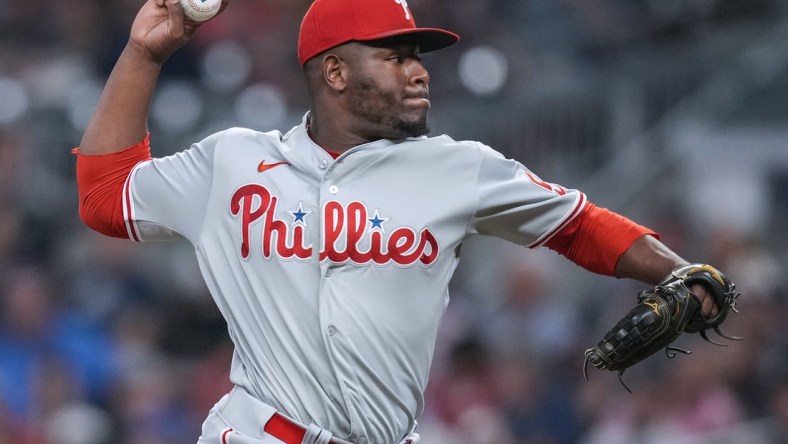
[184, 0, 220, 13]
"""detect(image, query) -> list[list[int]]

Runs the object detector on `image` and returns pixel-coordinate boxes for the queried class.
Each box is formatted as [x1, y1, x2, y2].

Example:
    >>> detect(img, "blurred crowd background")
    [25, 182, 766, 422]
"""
[1, 0, 787, 443]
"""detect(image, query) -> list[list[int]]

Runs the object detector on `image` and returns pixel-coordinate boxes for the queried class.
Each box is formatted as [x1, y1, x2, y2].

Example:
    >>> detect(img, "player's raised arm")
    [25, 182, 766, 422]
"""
[79, 0, 228, 155]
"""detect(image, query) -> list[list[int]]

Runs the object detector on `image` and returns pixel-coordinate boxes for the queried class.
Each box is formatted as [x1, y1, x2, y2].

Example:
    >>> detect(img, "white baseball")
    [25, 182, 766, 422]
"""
[179, 0, 222, 22]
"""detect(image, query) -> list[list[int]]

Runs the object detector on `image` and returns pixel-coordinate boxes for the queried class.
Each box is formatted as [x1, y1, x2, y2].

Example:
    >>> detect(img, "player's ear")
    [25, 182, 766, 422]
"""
[322, 54, 347, 92]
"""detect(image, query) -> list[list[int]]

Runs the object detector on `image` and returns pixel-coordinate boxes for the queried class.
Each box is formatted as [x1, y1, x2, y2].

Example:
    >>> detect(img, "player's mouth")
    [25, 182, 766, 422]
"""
[404, 98, 430, 108]
[403, 92, 430, 109]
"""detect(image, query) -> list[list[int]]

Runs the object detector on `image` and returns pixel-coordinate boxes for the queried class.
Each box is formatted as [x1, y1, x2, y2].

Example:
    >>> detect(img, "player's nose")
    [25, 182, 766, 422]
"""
[409, 60, 430, 91]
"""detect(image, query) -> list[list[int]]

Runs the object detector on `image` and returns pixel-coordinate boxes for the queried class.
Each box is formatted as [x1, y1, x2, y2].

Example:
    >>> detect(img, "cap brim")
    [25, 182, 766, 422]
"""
[356, 28, 460, 53]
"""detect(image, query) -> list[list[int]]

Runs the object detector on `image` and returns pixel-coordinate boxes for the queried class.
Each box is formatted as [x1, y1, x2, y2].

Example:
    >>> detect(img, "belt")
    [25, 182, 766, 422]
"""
[264, 412, 342, 444]
[223, 387, 417, 444]
[263, 411, 420, 444]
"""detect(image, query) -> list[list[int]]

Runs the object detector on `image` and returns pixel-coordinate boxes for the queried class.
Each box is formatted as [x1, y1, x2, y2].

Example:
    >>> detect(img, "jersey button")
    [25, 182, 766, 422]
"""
[319, 160, 328, 169]
[328, 326, 336, 336]
[329, 185, 339, 194]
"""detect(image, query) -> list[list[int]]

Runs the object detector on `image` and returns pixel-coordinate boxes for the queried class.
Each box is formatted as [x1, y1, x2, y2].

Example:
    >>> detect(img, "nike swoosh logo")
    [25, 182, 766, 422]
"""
[258, 160, 289, 173]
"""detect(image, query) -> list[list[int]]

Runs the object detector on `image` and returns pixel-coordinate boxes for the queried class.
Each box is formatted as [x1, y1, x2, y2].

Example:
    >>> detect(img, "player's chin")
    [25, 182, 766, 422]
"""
[394, 117, 430, 138]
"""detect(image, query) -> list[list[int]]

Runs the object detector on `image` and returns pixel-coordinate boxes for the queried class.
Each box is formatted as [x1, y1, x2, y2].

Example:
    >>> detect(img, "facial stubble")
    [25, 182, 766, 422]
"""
[351, 75, 430, 138]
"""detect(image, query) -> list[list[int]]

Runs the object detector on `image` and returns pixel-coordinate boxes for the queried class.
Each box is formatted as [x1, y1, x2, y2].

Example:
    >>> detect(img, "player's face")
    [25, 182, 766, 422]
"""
[344, 38, 431, 139]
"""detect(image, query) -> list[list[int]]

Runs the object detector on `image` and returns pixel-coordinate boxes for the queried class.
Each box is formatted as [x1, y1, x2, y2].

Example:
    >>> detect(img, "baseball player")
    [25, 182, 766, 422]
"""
[74, 0, 724, 443]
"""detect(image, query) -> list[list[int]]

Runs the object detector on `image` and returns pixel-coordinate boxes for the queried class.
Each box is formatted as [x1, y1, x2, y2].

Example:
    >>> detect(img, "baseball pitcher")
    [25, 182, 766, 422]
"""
[73, 0, 740, 443]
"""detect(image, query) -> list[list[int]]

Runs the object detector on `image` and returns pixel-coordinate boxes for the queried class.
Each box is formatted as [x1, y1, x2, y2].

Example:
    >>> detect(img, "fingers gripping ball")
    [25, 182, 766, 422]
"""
[179, 0, 222, 22]
[583, 264, 741, 392]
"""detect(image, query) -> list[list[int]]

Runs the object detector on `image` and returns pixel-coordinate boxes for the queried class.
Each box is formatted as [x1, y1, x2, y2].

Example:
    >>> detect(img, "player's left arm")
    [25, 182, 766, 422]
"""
[467, 145, 719, 315]
[613, 233, 684, 285]
[615, 233, 718, 317]
[546, 204, 718, 316]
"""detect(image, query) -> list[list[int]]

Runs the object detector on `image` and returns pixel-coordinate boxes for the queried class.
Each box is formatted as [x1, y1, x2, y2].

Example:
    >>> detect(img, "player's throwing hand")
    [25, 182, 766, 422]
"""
[129, 0, 229, 63]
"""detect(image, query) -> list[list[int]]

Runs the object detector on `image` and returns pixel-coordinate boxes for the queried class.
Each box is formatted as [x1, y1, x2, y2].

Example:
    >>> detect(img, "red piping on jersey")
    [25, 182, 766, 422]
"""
[544, 202, 658, 276]
[123, 166, 141, 241]
[532, 192, 588, 248]
[221, 428, 234, 444]
[73, 134, 152, 239]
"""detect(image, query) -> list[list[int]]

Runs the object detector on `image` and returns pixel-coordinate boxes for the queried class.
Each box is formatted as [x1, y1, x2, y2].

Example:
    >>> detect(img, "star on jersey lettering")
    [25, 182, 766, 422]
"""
[289, 202, 310, 227]
[368, 210, 388, 232]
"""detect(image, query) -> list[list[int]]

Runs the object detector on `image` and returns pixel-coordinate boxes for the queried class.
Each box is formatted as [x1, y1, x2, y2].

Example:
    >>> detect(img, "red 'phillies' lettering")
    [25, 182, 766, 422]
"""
[230, 184, 312, 260]
[230, 185, 439, 266]
[320, 201, 438, 266]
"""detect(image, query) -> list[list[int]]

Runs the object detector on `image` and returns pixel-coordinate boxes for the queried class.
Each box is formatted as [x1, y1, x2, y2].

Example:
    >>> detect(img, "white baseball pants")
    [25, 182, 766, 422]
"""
[196, 386, 420, 444]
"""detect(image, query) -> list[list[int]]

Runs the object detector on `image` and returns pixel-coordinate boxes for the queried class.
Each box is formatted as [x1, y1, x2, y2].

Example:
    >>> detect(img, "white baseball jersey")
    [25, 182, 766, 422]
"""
[123, 113, 586, 443]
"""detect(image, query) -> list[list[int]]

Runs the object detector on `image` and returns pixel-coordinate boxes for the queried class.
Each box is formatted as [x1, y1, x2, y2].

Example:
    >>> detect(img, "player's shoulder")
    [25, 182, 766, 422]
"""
[180, 127, 287, 170]
[409, 134, 481, 151]
[413, 134, 502, 160]
[192, 127, 286, 156]
[211, 127, 285, 146]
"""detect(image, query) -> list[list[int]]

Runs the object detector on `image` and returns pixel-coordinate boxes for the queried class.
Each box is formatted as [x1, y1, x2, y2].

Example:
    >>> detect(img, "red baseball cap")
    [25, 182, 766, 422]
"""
[298, 0, 460, 65]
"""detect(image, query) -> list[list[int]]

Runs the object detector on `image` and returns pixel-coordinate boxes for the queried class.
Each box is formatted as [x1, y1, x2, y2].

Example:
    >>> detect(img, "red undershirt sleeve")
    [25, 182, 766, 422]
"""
[544, 202, 658, 276]
[72, 134, 153, 239]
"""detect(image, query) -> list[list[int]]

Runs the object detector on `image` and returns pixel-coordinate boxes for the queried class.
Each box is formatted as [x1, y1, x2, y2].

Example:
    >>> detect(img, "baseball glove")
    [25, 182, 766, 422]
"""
[583, 264, 741, 391]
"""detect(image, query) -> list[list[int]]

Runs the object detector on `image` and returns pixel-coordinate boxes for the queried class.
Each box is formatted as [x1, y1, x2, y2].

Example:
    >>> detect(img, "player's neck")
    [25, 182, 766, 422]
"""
[306, 113, 372, 154]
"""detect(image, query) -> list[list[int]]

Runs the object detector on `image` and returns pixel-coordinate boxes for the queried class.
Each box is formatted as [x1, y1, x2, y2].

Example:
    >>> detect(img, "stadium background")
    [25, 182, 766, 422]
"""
[0, 0, 786, 442]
